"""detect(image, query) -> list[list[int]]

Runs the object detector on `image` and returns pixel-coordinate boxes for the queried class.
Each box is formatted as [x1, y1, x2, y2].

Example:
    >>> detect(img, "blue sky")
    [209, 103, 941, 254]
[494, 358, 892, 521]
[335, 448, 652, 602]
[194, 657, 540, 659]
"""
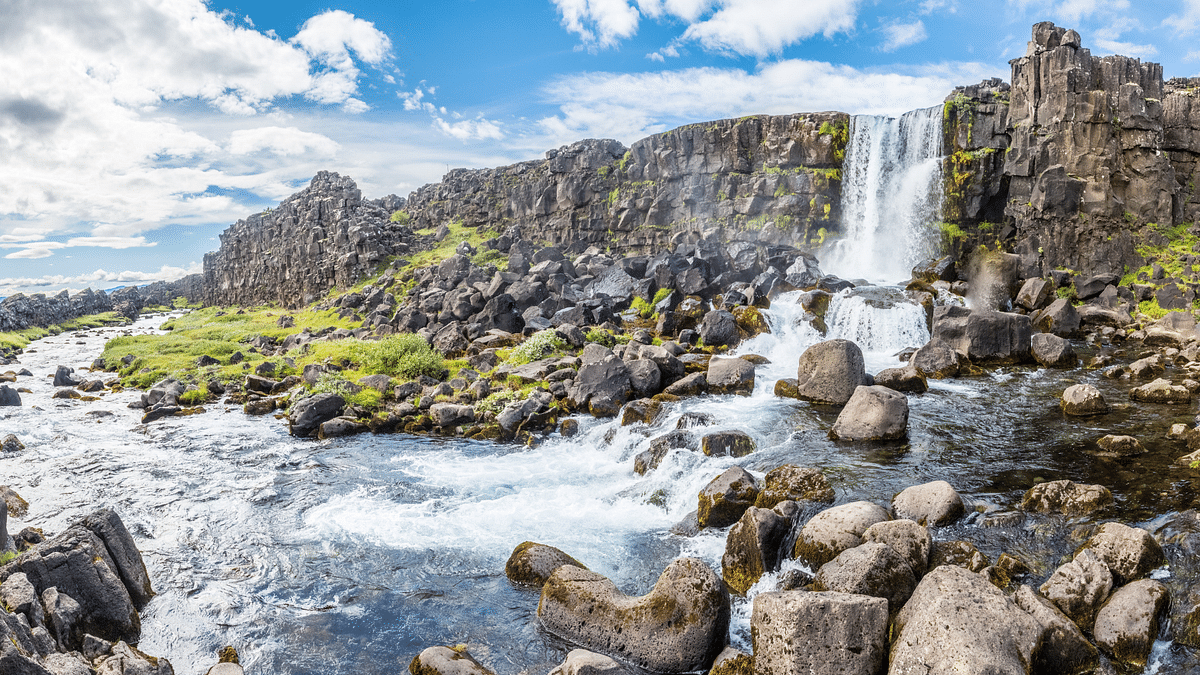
[1, 0, 1197, 296]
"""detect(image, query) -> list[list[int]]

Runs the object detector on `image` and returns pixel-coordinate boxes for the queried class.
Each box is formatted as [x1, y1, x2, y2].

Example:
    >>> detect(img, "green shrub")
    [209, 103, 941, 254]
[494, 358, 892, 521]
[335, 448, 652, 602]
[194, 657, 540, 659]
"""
[355, 335, 444, 379]
[585, 328, 615, 348]
[306, 372, 382, 409]
[179, 390, 207, 406]
[390, 210, 411, 225]
[509, 330, 568, 365]
[1139, 298, 1169, 320]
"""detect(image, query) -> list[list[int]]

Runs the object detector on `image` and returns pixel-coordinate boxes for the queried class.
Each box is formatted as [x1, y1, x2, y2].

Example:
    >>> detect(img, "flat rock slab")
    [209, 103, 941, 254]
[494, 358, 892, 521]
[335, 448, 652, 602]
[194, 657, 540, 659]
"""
[752, 591, 887, 675]
[538, 559, 729, 674]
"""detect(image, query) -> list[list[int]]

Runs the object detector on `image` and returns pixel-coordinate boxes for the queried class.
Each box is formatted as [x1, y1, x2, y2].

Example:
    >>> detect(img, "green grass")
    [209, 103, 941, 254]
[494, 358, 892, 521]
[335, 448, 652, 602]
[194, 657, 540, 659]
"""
[408, 220, 500, 270]
[1139, 298, 1169, 319]
[584, 328, 616, 348]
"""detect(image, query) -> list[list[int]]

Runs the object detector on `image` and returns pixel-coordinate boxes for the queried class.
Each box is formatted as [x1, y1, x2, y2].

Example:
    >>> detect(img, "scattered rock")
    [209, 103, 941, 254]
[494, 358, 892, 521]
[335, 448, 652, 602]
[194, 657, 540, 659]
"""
[891, 481, 964, 527]
[409, 646, 495, 675]
[1130, 377, 1192, 404]
[288, 393, 346, 438]
[1080, 522, 1164, 584]
[872, 364, 927, 393]
[699, 430, 756, 458]
[1093, 579, 1169, 669]
[1013, 584, 1099, 675]
[829, 385, 908, 441]
[0, 385, 20, 406]
[1031, 333, 1077, 368]
[722, 504, 792, 594]
[1021, 480, 1112, 516]
[547, 650, 629, 675]
[538, 559, 730, 674]
[1039, 548, 1113, 632]
[1096, 434, 1145, 456]
[754, 465, 834, 509]
[793, 501, 890, 568]
[793, 339, 870, 405]
[705, 357, 755, 396]
[813, 542, 917, 610]
[861, 519, 932, 577]
[1, 434, 24, 452]
[909, 339, 960, 379]
[697, 467, 760, 529]
[1060, 384, 1109, 416]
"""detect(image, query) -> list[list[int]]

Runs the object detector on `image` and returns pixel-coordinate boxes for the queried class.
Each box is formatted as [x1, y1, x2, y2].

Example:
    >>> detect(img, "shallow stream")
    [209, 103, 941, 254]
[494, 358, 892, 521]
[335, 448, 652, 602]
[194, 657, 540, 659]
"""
[1, 290, 1199, 674]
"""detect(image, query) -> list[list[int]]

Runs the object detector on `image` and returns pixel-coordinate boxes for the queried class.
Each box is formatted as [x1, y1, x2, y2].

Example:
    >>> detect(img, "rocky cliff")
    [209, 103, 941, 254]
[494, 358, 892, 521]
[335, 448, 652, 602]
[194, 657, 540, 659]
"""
[200, 171, 410, 308]
[404, 113, 848, 255]
[0, 279, 197, 336]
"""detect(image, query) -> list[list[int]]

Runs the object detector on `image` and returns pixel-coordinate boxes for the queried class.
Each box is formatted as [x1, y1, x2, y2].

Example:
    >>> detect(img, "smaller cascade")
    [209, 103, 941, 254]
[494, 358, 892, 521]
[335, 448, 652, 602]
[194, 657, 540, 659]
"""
[823, 106, 945, 283]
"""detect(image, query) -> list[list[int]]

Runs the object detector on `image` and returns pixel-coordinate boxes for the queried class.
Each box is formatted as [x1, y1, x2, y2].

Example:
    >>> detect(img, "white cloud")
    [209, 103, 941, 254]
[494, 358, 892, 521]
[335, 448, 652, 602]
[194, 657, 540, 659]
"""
[681, 0, 860, 56]
[0, 0, 391, 246]
[5, 248, 57, 260]
[229, 127, 341, 156]
[64, 236, 157, 249]
[880, 20, 928, 52]
[1164, 0, 1200, 34]
[0, 263, 203, 296]
[538, 59, 1004, 145]
[552, 0, 642, 49]
[399, 87, 505, 141]
[1092, 39, 1157, 58]
[919, 0, 957, 14]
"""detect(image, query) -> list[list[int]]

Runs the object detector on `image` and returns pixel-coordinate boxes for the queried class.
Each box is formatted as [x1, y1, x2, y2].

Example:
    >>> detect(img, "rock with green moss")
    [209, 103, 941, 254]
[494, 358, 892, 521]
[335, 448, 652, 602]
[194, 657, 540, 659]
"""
[697, 467, 759, 529]
[1094, 579, 1169, 669]
[537, 558, 729, 674]
[621, 399, 663, 426]
[409, 646, 496, 675]
[1021, 479, 1111, 516]
[752, 590, 887, 675]
[793, 501, 889, 568]
[731, 306, 770, 339]
[754, 465, 834, 509]
[1079, 522, 1164, 584]
[505, 542, 587, 587]
[721, 504, 792, 594]
[707, 647, 752, 675]
[700, 431, 755, 458]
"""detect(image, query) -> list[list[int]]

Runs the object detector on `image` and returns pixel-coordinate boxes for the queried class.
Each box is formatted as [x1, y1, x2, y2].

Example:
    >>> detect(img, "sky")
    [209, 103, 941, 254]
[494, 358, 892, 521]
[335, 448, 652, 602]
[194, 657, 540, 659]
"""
[2, 0, 1199, 297]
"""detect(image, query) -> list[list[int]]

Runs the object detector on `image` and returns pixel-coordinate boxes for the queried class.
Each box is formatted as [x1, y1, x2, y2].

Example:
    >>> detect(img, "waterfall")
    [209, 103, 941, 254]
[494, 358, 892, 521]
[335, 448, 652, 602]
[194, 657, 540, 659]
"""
[822, 106, 945, 283]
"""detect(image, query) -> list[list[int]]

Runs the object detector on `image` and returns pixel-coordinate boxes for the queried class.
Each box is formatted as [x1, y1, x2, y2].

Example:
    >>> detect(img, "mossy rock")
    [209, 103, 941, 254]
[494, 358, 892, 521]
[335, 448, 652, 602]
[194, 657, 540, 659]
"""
[409, 646, 495, 675]
[732, 306, 770, 338]
[505, 541, 587, 587]
[930, 540, 990, 572]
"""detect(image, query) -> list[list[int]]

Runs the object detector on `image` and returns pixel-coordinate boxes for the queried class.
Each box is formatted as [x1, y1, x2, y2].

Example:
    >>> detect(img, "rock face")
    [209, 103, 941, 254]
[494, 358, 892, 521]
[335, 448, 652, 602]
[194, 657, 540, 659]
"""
[792, 340, 870, 405]
[538, 559, 730, 674]
[890, 565, 1043, 675]
[0, 282, 192, 336]
[405, 117, 847, 260]
[202, 172, 408, 308]
[751, 591, 887, 675]
[829, 385, 908, 441]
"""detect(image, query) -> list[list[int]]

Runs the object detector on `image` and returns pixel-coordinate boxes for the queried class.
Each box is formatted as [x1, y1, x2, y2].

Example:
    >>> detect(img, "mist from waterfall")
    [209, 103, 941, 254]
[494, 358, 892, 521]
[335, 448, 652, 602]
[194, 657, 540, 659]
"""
[822, 106, 945, 283]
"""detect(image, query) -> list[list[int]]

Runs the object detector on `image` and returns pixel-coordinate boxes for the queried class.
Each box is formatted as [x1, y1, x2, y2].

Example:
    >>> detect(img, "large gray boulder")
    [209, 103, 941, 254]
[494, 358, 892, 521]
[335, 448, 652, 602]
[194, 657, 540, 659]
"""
[909, 339, 960, 378]
[429, 403, 475, 428]
[1031, 333, 1077, 367]
[931, 306, 1032, 364]
[861, 519, 932, 577]
[1093, 579, 1169, 669]
[409, 646, 496, 675]
[813, 542, 917, 610]
[1060, 384, 1109, 416]
[288, 393, 346, 438]
[1014, 584, 1098, 675]
[697, 467, 759, 529]
[1130, 377, 1192, 404]
[569, 347, 633, 417]
[698, 310, 739, 348]
[891, 481, 964, 526]
[752, 591, 887, 675]
[1032, 297, 1081, 336]
[1079, 522, 1164, 585]
[538, 559, 730, 674]
[891, 565, 1043, 675]
[53, 365, 80, 387]
[829, 385, 908, 441]
[0, 385, 20, 407]
[793, 501, 890, 568]
[873, 364, 927, 393]
[1039, 549, 1113, 632]
[793, 339, 870, 405]
[705, 357, 754, 396]
[722, 504, 792, 594]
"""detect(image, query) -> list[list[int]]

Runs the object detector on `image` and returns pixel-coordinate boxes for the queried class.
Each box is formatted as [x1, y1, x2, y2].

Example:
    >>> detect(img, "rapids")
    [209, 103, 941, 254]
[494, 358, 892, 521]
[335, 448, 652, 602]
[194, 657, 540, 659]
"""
[1, 292, 1197, 673]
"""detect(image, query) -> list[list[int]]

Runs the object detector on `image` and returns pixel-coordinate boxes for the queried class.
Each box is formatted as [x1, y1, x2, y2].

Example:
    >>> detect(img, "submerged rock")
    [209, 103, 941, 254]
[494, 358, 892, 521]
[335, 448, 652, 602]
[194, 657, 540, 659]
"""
[537, 559, 730, 674]
[1021, 480, 1112, 516]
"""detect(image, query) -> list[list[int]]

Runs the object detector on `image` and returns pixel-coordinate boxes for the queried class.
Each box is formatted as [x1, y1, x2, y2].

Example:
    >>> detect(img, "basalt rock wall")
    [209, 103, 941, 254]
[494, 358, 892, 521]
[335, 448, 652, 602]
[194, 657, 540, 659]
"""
[0, 278, 199, 334]
[404, 113, 848, 256]
[200, 171, 409, 309]
[943, 22, 1190, 279]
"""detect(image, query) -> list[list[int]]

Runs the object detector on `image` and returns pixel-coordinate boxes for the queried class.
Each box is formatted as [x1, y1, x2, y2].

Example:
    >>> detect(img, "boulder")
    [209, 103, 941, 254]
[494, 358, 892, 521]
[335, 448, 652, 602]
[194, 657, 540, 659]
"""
[288, 393, 346, 438]
[706, 647, 751, 675]
[1020, 480, 1112, 516]
[813, 542, 917, 610]
[0, 385, 20, 406]
[1128, 354, 1165, 379]
[570, 348, 633, 417]
[909, 338, 961, 378]
[244, 374, 278, 394]
[0, 572, 44, 629]
[318, 417, 366, 439]
[930, 540, 989, 572]
[429, 403, 475, 428]
[931, 306, 1032, 364]
[409, 646, 495, 675]
[698, 310, 739, 348]
[793, 501, 890, 568]
[872, 364, 927, 393]
[626, 359, 662, 398]
[538, 559, 729, 674]
[1096, 434, 1145, 456]
[1039, 549, 1113, 632]
[1, 434, 23, 452]
[633, 430, 699, 475]
[861, 519, 932, 577]
[1013, 585, 1099, 675]
[751, 591, 887, 675]
[1093, 579, 1169, 669]
[891, 565, 1043, 675]
[95, 641, 173, 675]
[705, 357, 754, 396]
[699, 431, 756, 458]
[754, 465, 834, 508]
[1031, 333, 1077, 368]
[1130, 377, 1192, 404]
[620, 399, 663, 427]
[1015, 277, 1053, 310]
[1060, 384, 1109, 416]
[828, 385, 908, 441]
[547, 650, 629, 675]
[1080, 522, 1164, 584]
[722, 505, 792, 594]
[663, 372, 707, 397]
[53, 366, 80, 387]
[1033, 298, 1081, 336]
[891, 481, 964, 526]
[793, 339, 870, 405]
[505, 542, 587, 587]
[697, 467, 760, 529]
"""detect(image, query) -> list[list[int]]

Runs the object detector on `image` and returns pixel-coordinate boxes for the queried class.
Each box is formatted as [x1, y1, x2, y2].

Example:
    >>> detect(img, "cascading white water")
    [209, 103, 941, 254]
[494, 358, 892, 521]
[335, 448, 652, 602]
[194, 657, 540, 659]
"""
[823, 106, 945, 283]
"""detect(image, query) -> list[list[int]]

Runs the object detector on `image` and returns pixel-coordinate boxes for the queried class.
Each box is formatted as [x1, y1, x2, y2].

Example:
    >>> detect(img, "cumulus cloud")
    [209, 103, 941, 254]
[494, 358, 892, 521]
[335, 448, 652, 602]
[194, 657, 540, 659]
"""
[0, 0, 391, 251]
[552, 0, 642, 49]
[538, 59, 1004, 144]
[1165, 0, 1200, 34]
[400, 87, 505, 141]
[0, 263, 203, 296]
[880, 20, 928, 52]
